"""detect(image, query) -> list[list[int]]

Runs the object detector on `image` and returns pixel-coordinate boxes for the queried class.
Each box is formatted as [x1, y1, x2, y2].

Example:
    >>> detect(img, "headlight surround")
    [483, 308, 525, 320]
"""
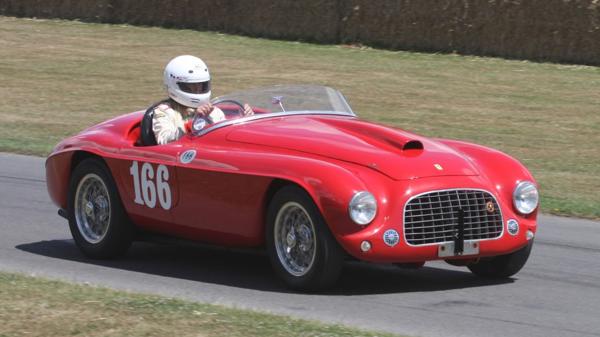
[513, 181, 539, 215]
[348, 191, 378, 225]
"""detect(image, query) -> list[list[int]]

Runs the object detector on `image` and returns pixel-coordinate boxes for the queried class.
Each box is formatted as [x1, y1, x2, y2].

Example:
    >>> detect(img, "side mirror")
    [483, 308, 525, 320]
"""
[271, 96, 286, 112]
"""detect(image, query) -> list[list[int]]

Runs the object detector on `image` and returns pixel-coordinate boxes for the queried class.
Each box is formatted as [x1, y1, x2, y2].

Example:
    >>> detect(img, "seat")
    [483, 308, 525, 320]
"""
[140, 101, 167, 146]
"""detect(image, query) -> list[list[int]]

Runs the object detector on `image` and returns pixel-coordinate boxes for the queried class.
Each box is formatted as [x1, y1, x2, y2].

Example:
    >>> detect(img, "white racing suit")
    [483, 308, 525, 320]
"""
[152, 101, 225, 145]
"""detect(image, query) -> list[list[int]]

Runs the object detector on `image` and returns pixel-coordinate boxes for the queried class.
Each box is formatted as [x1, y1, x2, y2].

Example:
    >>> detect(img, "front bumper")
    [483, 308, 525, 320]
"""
[342, 225, 534, 263]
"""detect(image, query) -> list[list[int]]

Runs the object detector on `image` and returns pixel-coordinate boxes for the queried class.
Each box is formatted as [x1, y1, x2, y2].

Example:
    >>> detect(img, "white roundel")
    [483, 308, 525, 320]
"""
[507, 219, 519, 236]
[180, 150, 197, 164]
[383, 229, 400, 247]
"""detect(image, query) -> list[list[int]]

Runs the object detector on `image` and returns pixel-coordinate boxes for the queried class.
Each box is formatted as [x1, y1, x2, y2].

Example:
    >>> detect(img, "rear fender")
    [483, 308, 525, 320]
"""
[45, 150, 75, 209]
[45, 148, 123, 210]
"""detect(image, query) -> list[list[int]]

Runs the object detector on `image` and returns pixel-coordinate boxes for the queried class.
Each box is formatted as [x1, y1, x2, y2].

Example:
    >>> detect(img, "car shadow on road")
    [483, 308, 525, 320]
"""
[16, 239, 513, 295]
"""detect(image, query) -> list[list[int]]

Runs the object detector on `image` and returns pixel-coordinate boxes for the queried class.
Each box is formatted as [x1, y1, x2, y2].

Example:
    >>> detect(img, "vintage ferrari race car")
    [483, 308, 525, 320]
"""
[46, 85, 539, 290]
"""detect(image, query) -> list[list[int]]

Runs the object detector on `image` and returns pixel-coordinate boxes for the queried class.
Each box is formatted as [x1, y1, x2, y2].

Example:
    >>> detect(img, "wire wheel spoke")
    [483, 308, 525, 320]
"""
[74, 174, 111, 244]
[274, 202, 317, 277]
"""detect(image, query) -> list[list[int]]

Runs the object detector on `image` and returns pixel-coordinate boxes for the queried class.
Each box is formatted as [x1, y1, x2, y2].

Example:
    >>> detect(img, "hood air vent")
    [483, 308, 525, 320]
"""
[403, 140, 423, 151]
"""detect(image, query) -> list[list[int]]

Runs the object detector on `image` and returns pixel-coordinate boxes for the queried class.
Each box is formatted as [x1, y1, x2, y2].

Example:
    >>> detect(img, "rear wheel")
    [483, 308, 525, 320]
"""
[67, 158, 133, 259]
[266, 185, 345, 291]
[468, 241, 533, 278]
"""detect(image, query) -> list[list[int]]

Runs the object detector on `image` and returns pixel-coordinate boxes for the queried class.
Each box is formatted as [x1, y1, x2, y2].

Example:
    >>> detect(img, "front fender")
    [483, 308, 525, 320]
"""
[438, 138, 539, 222]
[256, 155, 394, 253]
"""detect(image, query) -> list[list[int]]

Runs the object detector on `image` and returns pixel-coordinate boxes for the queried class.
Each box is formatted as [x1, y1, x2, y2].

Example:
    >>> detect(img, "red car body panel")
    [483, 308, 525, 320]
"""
[226, 117, 480, 180]
[46, 109, 538, 263]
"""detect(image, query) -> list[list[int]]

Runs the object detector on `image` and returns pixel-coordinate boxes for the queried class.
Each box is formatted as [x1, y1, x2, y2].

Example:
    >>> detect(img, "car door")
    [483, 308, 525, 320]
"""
[168, 136, 270, 246]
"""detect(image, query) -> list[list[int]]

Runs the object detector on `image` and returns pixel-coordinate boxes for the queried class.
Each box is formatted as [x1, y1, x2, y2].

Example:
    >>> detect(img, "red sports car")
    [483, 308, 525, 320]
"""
[46, 85, 539, 290]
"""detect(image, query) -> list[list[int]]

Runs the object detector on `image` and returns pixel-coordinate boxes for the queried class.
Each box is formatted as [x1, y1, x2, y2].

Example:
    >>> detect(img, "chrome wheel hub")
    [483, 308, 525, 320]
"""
[297, 225, 312, 252]
[286, 231, 297, 249]
[85, 201, 94, 217]
[274, 202, 317, 277]
[74, 173, 111, 244]
[95, 195, 109, 222]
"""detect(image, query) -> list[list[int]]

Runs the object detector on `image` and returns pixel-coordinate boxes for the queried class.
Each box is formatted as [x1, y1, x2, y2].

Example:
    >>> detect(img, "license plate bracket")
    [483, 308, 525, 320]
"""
[438, 241, 479, 258]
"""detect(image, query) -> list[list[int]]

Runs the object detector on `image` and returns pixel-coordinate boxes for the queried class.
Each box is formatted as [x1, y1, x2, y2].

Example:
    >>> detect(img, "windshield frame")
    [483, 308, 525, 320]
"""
[191, 85, 357, 137]
[192, 110, 356, 137]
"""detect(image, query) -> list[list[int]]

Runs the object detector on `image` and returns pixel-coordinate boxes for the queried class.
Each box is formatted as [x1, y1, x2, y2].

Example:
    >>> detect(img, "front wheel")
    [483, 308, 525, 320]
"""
[468, 241, 533, 278]
[67, 158, 134, 259]
[266, 185, 345, 291]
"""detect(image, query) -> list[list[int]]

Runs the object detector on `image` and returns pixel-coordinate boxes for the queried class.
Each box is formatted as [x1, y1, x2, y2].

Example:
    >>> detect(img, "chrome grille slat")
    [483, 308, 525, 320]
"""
[406, 225, 501, 232]
[404, 189, 504, 246]
[405, 205, 489, 213]
[408, 233, 501, 242]
[405, 214, 501, 223]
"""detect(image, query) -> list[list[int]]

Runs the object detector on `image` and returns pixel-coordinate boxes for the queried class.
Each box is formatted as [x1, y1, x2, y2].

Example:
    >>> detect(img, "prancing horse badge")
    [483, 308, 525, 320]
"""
[434, 163, 443, 171]
[486, 201, 495, 213]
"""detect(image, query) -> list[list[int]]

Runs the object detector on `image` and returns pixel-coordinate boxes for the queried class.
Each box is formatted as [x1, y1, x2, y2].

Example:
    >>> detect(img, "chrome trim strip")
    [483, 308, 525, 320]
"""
[402, 188, 505, 247]
[192, 110, 357, 137]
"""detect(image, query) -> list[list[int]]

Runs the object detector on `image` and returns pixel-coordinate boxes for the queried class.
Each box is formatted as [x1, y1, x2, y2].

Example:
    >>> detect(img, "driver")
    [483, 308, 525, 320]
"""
[151, 55, 254, 145]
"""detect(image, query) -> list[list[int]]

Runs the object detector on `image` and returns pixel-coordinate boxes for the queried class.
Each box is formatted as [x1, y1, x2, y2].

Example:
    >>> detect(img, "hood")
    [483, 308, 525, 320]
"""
[226, 115, 479, 180]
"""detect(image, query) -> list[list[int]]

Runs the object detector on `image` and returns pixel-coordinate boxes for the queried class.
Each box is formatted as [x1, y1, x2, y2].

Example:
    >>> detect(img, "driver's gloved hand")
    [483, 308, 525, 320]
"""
[195, 103, 214, 117]
[243, 104, 255, 117]
[196, 103, 225, 123]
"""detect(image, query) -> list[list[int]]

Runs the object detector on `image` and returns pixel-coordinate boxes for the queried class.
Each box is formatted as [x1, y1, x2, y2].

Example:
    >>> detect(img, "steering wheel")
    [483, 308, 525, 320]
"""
[211, 98, 245, 118]
[191, 99, 247, 133]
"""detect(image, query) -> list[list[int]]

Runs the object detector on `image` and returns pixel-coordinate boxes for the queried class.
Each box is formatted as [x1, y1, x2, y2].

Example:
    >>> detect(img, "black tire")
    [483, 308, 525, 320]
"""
[468, 241, 534, 278]
[67, 158, 133, 259]
[266, 185, 345, 291]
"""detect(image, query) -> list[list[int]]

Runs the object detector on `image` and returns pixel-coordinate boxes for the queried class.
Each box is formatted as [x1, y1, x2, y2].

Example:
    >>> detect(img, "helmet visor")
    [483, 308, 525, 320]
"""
[178, 81, 211, 94]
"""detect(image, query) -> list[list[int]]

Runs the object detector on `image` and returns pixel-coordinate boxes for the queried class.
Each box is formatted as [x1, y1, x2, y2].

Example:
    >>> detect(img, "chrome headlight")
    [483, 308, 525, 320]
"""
[513, 181, 539, 215]
[348, 191, 377, 225]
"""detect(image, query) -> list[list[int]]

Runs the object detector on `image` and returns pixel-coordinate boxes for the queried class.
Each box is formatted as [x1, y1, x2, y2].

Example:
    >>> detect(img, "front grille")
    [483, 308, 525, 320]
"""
[404, 189, 503, 245]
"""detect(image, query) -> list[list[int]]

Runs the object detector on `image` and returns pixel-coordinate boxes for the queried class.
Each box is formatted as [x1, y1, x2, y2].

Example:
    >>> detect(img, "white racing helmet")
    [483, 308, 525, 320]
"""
[163, 55, 211, 108]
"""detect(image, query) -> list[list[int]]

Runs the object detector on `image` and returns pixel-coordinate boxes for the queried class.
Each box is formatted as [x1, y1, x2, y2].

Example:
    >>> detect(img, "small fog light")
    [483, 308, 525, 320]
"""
[360, 241, 372, 252]
[383, 229, 400, 247]
[507, 219, 519, 236]
[526, 230, 535, 241]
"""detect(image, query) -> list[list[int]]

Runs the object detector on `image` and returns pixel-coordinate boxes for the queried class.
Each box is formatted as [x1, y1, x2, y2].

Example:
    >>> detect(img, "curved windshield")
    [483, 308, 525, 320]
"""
[212, 84, 354, 114]
[191, 85, 355, 136]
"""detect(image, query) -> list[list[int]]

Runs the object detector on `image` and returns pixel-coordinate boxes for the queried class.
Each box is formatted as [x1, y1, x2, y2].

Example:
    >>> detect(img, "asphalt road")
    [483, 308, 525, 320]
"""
[1, 152, 600, 337]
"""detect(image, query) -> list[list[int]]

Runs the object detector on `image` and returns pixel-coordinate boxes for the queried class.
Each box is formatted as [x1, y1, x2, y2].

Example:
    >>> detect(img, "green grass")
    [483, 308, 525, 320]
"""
[0, 272, 399, 337]
[0, 16, 599, 219]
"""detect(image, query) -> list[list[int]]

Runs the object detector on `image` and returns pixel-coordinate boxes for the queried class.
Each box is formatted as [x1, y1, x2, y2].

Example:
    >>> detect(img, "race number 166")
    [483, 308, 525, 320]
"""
[129, 161, 172, 210]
